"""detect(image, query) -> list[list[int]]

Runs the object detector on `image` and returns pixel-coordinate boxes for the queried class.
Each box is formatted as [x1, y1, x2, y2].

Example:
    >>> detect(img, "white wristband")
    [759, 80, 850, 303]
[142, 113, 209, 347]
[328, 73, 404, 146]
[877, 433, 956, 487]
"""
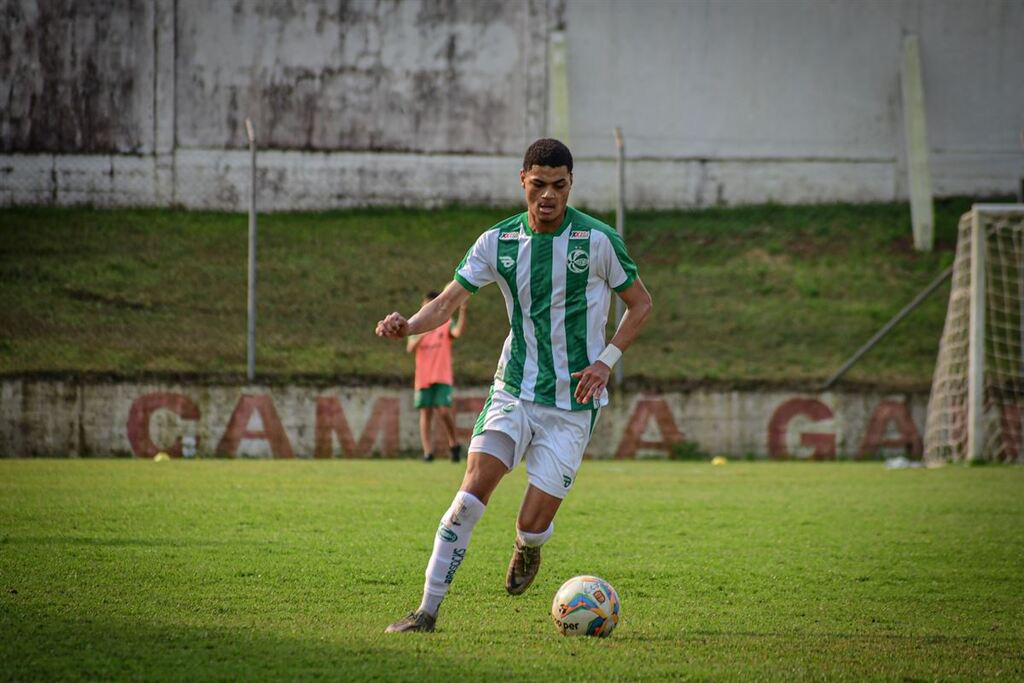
[596, 343, 623, 369]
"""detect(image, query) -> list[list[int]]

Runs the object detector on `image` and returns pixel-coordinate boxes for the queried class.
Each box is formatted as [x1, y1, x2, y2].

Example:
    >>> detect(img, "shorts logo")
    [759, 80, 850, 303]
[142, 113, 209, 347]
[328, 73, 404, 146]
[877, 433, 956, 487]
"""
[438, 525, 458, 542]
[562, 475, 572, 488]
[499, 231, 520, 241]
[502, 403, 515, 414]
[567, 248, 589, 274]
[499, 255, 515, 269]
[569, 230, 589, 240]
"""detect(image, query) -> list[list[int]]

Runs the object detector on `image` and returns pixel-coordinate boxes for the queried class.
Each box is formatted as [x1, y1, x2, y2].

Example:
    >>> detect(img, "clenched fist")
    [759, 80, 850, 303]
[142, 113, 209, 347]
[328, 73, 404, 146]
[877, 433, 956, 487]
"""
[376, 312, 410, 339]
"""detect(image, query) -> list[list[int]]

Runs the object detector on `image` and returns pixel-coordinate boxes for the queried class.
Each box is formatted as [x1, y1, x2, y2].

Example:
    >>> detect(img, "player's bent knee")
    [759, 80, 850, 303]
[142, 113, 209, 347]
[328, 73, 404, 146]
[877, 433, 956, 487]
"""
[459, 454, 507, 503]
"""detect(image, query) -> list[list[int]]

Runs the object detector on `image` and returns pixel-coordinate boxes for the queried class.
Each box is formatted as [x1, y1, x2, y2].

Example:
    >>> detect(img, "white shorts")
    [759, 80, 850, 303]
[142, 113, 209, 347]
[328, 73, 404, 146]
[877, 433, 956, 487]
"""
[469, 387, 600, 499]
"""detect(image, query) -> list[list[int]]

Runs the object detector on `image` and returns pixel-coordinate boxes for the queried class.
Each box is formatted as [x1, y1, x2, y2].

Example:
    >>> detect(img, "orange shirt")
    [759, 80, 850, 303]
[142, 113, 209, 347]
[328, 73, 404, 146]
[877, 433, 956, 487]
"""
[414, 323, 454, 389]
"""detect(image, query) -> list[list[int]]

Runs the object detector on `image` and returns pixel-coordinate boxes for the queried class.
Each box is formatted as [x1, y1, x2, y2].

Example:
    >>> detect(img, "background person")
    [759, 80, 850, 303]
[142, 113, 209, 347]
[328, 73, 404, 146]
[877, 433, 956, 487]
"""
[407, 292, 467, 463]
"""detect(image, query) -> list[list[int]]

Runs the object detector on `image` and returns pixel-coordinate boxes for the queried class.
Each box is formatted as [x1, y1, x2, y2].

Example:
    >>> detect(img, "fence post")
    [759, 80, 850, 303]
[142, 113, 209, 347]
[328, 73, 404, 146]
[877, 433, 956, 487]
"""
[245, 118, 257, 382]
[614, 126, 626, 388]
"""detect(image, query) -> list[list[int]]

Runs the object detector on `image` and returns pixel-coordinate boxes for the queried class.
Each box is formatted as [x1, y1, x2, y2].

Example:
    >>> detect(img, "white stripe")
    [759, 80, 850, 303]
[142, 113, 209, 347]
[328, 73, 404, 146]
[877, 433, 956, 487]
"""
[494, 274, 515, 392]
[550, 232, 571, 409]
[517, 236, 538, 401]
[595, 229, 629, 289]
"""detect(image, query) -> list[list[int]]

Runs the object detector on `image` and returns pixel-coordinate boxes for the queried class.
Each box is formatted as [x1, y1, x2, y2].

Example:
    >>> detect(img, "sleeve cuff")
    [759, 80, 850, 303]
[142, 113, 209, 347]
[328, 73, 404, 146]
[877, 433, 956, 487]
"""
[454, 272, 480, 294]
[613, 273, 637, 293]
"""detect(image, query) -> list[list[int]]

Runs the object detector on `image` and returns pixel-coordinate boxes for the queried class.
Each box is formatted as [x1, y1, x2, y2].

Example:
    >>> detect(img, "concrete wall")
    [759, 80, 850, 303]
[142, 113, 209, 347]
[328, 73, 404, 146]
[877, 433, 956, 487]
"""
[0, 377, 931, 460]
[1, 0, 1022, 210]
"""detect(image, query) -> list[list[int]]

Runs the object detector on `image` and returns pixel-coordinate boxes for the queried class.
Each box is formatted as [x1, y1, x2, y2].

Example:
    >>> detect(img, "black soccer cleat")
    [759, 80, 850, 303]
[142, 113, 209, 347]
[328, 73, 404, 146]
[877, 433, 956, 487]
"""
[450, 444, 462, 463]
[384, 610, 437, 633]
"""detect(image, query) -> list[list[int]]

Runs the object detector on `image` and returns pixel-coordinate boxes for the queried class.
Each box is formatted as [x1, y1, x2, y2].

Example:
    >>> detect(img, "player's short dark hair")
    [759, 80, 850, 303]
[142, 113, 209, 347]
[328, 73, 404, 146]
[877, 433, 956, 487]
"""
[424, 291, 440, 300]
[523, 138, 573, 173]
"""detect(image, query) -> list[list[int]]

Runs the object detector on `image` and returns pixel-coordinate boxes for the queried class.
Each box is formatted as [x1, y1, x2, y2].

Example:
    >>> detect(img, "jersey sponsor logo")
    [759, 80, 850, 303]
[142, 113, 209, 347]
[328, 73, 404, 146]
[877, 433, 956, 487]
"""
[438, 525, 458, 542]
[499, 255, 515, 269]
[567, 248, 590, 274]
[569, 229, 589, 240]
[444, 548, 466, 584]
[499, 231, 520, 241]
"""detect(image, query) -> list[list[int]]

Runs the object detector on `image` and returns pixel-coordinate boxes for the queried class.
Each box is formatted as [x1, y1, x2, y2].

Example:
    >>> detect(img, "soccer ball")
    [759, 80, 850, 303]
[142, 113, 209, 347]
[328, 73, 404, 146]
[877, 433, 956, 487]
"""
[551, 575, 620, 637]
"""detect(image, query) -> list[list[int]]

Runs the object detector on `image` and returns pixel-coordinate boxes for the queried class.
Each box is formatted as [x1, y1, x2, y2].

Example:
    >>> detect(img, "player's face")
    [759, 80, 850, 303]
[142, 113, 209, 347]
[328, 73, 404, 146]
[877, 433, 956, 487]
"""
[521, 165, 572, 230]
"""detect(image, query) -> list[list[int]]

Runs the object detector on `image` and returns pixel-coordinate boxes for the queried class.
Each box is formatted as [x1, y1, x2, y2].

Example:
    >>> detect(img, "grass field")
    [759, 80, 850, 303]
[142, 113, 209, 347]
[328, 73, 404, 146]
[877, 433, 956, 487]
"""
[0, 199, 995, 388]
[1, 460, 1022, 681]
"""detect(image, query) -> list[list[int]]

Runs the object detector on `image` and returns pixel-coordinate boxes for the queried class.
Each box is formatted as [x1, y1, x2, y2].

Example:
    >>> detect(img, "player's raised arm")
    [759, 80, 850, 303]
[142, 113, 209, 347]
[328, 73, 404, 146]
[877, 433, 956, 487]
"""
[375, 280, 471, 340]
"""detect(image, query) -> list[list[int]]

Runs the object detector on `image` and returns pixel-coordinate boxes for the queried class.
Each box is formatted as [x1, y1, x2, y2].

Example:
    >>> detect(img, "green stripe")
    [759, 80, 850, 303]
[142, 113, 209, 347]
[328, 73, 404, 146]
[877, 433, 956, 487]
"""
[472, 385, 495, 437]
[565, 229, 592, 410]
[530, 236, 557, 403]
[497, 237, 525, 395]
[454, 272, 479, 294]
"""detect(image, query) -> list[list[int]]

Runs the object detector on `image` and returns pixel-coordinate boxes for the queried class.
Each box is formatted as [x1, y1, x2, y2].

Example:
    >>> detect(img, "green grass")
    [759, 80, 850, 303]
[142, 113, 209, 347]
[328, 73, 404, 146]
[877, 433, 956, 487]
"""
[1, 460, 1022, 681]
[0, 199, 999, 387]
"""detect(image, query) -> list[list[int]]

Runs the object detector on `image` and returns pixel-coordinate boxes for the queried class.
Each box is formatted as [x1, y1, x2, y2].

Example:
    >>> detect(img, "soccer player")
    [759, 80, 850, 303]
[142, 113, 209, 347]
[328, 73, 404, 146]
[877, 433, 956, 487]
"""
[375, 138, 652, 633]
[407, 292, 468, 463]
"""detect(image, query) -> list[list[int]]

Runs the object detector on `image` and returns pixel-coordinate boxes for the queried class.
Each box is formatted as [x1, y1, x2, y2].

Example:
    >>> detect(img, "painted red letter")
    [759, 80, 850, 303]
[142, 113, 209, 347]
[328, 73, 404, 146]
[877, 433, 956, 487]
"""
[126, 392, 200, 458]
[859, 400, 922, 459]
[615, 397, 684, 459]
[767, 398, 835, 460]
[216, 394, 294, 458]
[315, 396, 400, 457]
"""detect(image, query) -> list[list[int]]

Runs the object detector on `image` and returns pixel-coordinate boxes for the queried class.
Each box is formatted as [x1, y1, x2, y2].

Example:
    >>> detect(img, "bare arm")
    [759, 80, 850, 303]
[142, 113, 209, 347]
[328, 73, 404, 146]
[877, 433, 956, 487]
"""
[450, 301, 468, 339]
[571, 278, 653, 404]
[376, 280, 472, 339]
[606, 278, 653, 354]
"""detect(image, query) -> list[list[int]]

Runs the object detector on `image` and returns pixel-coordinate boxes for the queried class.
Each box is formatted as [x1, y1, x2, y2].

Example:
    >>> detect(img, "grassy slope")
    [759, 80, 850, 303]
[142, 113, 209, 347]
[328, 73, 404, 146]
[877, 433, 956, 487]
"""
[0, 200, 985, 387]
[0, 460, 1022, 681]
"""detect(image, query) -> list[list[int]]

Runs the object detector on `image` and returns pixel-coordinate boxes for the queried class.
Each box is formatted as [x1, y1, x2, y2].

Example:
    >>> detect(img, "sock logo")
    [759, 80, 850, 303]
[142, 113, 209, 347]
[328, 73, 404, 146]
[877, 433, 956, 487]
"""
[438, 525, 458, 542]
[448, 503, 466, 526]
[444, 548, 466, 584]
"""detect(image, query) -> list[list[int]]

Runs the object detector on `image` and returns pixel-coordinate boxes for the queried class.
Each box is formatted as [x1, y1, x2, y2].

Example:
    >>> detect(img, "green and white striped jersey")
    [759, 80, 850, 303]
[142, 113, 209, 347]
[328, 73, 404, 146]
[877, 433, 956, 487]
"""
[454, 207, 638, 411]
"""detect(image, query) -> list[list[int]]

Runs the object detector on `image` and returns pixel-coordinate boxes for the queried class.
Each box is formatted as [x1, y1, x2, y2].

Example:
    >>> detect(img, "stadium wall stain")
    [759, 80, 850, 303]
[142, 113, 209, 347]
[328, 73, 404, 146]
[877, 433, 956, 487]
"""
[2, 0, 1021, 209]
[0, 377, 932, 460]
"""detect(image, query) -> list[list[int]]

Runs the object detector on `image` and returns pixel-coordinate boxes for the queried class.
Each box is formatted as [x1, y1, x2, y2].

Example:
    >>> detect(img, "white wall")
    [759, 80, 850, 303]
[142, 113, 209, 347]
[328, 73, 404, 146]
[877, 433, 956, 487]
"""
[1, 0, 1021, 209]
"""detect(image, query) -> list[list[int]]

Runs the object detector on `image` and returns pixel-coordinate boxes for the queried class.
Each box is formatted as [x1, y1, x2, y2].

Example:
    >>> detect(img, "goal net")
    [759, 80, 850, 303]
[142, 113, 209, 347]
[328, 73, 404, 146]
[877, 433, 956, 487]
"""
[924, 204, 1024, 463]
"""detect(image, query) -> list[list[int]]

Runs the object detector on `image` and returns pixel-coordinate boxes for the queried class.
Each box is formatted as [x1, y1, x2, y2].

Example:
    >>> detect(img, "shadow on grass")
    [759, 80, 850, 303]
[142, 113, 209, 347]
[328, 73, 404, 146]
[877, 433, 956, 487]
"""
[0, 605, 474, 682]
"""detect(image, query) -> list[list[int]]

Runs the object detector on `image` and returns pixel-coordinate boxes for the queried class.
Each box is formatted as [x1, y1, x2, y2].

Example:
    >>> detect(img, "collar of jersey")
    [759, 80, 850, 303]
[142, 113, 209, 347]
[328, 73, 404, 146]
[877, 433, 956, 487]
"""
[519, 207, 574, 238]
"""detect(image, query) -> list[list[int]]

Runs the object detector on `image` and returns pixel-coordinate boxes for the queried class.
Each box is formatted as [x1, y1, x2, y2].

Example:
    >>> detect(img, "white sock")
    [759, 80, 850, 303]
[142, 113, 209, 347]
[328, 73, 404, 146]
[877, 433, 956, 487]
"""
[419, 490, 486, 616]
[517, 522, 554, 547]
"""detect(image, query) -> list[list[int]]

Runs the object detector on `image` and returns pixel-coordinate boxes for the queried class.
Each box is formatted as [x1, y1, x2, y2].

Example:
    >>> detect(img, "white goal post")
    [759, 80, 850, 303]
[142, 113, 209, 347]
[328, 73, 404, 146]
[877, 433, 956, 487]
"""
[924, 204, 1024, 463]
